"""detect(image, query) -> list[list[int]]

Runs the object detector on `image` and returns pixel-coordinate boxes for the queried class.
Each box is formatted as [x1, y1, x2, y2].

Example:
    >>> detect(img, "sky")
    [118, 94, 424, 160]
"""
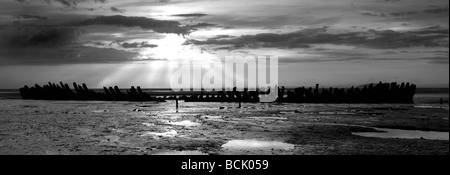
[0, 0, 448, 89]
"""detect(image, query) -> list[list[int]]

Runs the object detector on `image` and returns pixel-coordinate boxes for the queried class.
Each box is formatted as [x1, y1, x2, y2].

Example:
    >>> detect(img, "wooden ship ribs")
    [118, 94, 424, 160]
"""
[184, 87, 260, 103]
[19, 82, 164, 101]
[278, 82, 416, 103]
[184, 82, 416, 103]
[19, 81, 416, 103]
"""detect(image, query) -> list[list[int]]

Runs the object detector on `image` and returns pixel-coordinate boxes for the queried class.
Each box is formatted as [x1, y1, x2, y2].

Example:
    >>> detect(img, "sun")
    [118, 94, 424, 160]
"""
[137, 34, 219, 63]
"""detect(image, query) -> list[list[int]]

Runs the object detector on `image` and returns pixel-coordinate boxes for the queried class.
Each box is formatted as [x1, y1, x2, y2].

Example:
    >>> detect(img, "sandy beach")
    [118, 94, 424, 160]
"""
[0, 98, 448, 155]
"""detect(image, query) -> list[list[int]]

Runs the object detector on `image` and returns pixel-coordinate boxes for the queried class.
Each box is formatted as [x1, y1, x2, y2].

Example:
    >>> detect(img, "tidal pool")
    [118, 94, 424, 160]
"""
[222, 139, 295, 151]
[353, 128, 449, 141]
[152, 150, 208, 155]
[248, 117, 288, 120]
[169, 120, 201, 127]
[142, 130, 178, 138]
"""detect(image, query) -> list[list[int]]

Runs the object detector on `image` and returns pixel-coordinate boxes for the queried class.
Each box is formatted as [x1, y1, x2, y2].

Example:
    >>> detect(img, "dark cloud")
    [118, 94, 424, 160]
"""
[171, 13, 207, 17]
[92, 41, 106, 46]
[425, 25, 444, 30]
[0, 45, 140, 65]
[360, 10, 418, 18]
[110, 7, 125, 13]
[15, 0, 107, 8]
[281, 51, 370, 63]
[205, 14, 334, 29]
[187, 22, 217, 28]
[121, 41, 158, 48]
[140, 42, 158, 48]
[0, 25, 85, 48]
[360, 56, 449, 64]
[389, 11, 418, 17]
[189, 27, 449, 49]
[208, 35, 231, 40]
[0, 24, 141, 65]
[75, 15, 194, 36]
[423, 5, 449, 14]
[280, 51, 449, 64]
[360, 10, 387, 17]
[14, 14, 48, 20]
[89, 40, 158, 49]
[360, 5, 448, 18]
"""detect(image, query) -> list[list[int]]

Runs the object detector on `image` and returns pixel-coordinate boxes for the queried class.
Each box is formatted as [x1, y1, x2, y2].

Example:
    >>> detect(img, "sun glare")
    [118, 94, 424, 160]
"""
[98, 33, 222, 88]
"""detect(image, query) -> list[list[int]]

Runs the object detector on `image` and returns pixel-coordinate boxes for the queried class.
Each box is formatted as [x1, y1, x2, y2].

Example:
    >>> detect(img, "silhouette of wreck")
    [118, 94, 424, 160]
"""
[19, 82, 164, 102]
[184, 87, 261, 103]
[184, 82, 416, 104]
[19, 81, 416, 103]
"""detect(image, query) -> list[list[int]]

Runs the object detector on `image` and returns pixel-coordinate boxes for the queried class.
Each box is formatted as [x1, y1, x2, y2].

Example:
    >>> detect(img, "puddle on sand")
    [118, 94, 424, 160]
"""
[202, 115, 223, 119]
[222, 140, 295, 151]
[142, 123, 156, 127]
[315, 122, 449, 141]
[168, 120, 201, 127]
[142, 130, 178, 138]
[152, 150, 208, 155]
[92, 110, 109, 113]
[415, 105, 449, 110]
[248, 117, 288, 120]
[353, 128, 449, 141]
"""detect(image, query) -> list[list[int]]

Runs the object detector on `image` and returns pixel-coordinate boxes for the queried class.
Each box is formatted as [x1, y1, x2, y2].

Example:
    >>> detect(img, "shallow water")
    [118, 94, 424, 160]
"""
[142, 123, 156, 127]
[152, 150, 208, 155]
[248, 117, 288, 120]
[142, 130, 178, 137]
[222, 139, 295, 151]
[92, 110, 109, 113]
[202, 115, 223, 119]
[353, 128, 449, 141]
[414, 105, 449, 110]
[169, 120, 201, 127]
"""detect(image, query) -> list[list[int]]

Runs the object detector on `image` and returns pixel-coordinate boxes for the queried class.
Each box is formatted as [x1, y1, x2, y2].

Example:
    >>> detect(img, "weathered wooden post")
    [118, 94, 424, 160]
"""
[239, 101, 242, 108]
[175, 96, 179, 112]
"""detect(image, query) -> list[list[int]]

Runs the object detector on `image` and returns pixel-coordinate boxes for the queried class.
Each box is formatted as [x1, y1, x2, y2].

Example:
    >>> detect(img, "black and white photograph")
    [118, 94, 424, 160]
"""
[0, 0, 448, 162]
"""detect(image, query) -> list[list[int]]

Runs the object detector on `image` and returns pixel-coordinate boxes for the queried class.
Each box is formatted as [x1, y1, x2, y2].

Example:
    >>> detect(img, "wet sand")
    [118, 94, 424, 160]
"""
[0, 100, 448, 155]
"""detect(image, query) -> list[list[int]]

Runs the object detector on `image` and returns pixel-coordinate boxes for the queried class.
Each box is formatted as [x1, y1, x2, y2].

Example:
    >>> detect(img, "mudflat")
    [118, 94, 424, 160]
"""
[0, 100, 448, 155]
